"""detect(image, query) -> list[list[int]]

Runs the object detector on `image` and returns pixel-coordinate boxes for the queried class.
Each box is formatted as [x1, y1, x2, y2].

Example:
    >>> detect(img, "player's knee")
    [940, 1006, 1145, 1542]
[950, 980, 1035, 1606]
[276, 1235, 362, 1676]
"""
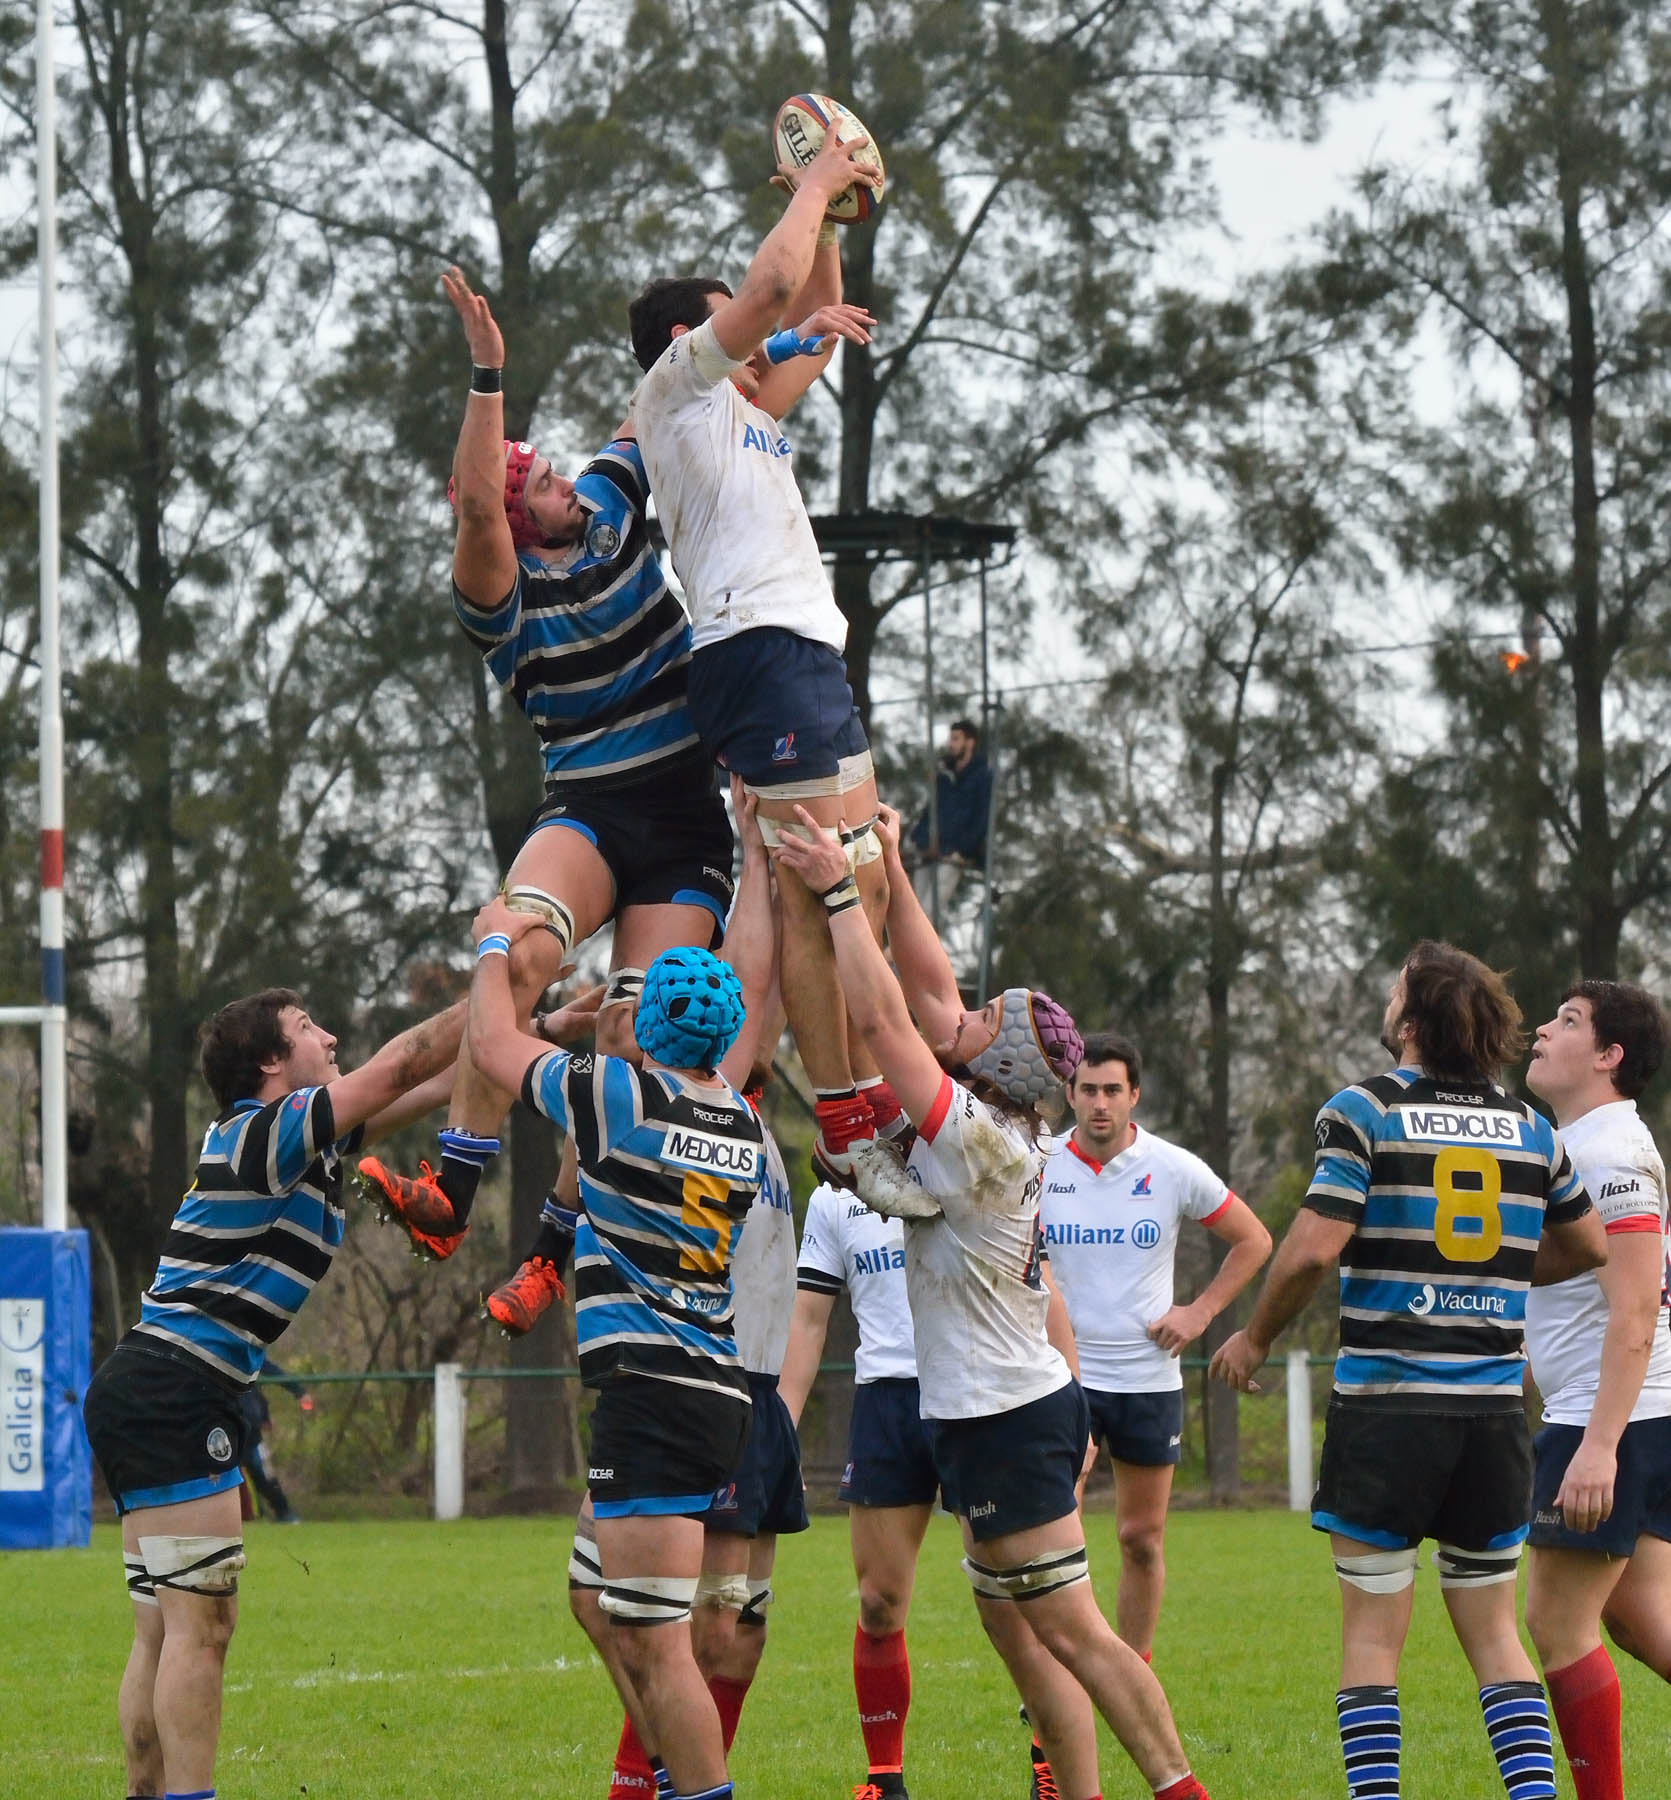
[1116, 1520, 1164, 1569]
[857, 1579, 908, 1635]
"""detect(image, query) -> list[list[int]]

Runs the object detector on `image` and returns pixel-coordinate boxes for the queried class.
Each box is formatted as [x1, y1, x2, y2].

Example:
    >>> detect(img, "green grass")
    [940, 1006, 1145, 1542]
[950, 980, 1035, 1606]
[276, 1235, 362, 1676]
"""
[9, 1510, 1668, 1798]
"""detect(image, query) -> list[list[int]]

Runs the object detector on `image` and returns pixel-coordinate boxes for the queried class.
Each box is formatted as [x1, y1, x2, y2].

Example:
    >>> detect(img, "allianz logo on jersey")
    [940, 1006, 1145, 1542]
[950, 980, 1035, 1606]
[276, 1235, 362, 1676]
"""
[741, 422, 791, 458]
[664, 1126, 763, 1180]
[1399, 1107, 1520, 1145]
[1407, 1283, 1507, 1317]
[853, 1246, 906, 1275]
[1045, 1219, 1162, 1249]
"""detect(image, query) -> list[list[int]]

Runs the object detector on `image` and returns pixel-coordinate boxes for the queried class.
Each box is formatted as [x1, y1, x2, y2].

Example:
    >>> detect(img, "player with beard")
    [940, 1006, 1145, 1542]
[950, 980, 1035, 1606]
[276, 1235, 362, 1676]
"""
[1213, 943, 1608, 1800]
[1521, 981, 1671, 1800]
[1031, 1031, 1268, 1788]
[775, 802, 1216, 1800]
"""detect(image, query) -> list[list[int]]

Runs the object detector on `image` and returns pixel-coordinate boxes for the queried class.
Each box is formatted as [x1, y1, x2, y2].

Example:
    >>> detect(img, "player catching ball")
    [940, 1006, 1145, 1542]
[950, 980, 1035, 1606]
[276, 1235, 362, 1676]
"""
[775, 803, 1216, 1800]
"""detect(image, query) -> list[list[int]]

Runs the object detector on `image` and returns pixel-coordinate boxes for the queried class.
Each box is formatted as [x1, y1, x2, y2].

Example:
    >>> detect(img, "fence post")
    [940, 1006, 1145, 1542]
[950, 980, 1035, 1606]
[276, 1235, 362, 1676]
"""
[434, 1362, 465, 1521]
[1286, 1349, 1312, 1512]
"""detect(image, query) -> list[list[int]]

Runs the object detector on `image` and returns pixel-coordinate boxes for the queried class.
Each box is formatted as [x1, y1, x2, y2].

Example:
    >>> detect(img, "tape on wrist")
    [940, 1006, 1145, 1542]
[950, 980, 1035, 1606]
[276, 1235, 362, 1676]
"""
[820, 872, 862, 915]
[470, 364, 503, 393]
[816, 221, 839, 249]
[764, 327, 827, 365]
[477, 933, 512, 959]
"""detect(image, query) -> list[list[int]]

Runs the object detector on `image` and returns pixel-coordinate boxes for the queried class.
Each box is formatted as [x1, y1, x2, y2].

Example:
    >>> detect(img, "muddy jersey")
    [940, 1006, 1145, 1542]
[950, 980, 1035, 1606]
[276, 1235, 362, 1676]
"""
[1526, 1099, 1671, 1426]
[731, 1126, 797, 1377]
[904, 1075, 1070, 1421]
[1040, 1129, 1233, 1394]
[796, 1182, 918, 1383]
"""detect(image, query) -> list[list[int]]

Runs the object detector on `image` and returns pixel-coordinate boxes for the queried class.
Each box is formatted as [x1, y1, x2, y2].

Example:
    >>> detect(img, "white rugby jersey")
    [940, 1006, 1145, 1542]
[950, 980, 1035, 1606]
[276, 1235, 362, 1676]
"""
[629, 320, 848, 655]
[732, 1128, 798, 1377]
[1039, 1129, 1233, 1395]
[796, 1182, 918, 1384]
[1526, 1099, 1671, 1426]
[904, 1075, 1070, 1421]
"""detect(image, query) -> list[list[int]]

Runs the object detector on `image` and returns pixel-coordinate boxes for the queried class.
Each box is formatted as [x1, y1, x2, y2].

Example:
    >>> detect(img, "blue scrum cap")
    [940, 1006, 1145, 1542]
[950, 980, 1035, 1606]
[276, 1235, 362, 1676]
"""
[634, 946, 745, 1071]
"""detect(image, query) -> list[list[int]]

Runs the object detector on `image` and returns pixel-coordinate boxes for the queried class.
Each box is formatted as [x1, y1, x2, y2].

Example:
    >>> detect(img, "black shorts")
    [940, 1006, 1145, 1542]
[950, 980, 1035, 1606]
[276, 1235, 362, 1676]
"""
[687, 628, 870, 788]
[703, 1371, 810, 1538]
[1312, 1398, 1534, 1551]
[83, 1339, 248, 1516]
[1084, 1387, 1184, 1467]
[930, 1380, 1089, 1544]
[527, 760, 734, 945]
[1530, 1414, 1671, 1556]
[840, 1376, 942, 1509]
[587, 1373, 750, 1520]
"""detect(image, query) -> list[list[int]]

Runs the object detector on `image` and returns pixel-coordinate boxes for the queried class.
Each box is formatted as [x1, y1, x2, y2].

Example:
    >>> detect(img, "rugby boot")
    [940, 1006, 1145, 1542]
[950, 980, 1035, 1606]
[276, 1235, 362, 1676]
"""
[357, 1157, 465, 1261]
[861, 1078, 918, 1158]
[853, 1782, 908, 1800]
[1029, 1743, 1060, 1800]
[813, 1092, 877, 1192]
[485, 1255, 566, 1336]
[849, 1136, 942, 1222]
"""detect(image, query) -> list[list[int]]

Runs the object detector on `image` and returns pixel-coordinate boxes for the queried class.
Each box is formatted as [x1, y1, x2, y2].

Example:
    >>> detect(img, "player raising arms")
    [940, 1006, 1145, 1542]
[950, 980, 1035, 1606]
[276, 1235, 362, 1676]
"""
[469, 793, 777, 1800]
[1213, 942, 1607, 1800]
[626, 121, 907, 1192]
[775, 804, 1216, 1800]
[1040, 1032, 1270, 1668]
[82, 989, 467, 1800]
[360, 265, 735, 1258]
[1522, 981, 1671, 1800]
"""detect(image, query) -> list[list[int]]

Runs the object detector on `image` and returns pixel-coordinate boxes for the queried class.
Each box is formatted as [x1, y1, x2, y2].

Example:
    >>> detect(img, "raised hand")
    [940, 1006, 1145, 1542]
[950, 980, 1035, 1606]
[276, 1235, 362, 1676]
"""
[443, 265, 505, 370]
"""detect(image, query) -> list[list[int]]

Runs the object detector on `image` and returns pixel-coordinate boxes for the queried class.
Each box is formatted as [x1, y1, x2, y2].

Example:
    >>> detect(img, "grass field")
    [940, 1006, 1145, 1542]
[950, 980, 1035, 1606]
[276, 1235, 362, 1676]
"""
[10, 1509, 1667, 1799]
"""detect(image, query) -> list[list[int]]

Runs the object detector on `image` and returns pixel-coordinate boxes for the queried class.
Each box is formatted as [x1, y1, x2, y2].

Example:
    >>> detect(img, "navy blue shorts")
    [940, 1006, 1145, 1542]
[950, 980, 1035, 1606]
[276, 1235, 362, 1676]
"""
[1083, 1387, 1184, 1467]
[83, 1340, 248, 1516]
[1530, 1414, 1671, 1556]
[930, 1380, 1090, 1544]
[687, 627, 869, 788]
[703, 1371, 810, 1538]
[841, 1376, 942, 1510]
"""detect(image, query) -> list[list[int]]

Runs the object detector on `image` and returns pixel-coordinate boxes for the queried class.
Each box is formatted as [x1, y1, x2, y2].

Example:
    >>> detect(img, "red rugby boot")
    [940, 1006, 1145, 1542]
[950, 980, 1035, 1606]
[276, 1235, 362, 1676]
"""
[485, 1256, 566, 1336]
[357, 1157, 465, 1261]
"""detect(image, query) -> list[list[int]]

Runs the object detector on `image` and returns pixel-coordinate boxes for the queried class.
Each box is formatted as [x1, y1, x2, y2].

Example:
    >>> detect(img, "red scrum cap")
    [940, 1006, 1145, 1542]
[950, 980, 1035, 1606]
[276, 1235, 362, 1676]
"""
[447, 440, 546, 550]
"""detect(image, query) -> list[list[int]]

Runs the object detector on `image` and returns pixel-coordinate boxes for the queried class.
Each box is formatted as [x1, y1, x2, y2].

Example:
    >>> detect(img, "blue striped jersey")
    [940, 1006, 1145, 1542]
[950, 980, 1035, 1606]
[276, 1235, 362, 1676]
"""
[452, 438, 704, 790]
[1305, 1067, 1591, 1409]
[131, 1088, 360, 1385]
[521, 1048, 765, 1400]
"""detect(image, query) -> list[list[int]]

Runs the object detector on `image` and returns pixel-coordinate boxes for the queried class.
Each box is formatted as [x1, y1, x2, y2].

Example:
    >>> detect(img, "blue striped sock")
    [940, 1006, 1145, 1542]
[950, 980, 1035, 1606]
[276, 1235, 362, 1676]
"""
[1478, 1681, 1557, 1799]
[1336, 1685, 1400, 1797]
[676, 1786, 733, 1800]
[651, 1759, 674, 1799]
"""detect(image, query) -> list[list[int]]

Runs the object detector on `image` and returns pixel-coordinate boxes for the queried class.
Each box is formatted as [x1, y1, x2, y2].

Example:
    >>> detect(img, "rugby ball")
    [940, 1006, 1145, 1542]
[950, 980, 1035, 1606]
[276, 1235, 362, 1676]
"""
[772, 93, 885, 225]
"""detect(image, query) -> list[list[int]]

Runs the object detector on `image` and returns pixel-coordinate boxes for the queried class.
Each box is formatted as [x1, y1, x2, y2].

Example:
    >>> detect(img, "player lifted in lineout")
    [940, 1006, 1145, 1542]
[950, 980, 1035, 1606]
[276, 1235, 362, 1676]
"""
[776, 803, 1216, 1800]
[1213, 943, 1607, 1800]
[360, 265, 735, 1266]
[626, 107, 917, 1196]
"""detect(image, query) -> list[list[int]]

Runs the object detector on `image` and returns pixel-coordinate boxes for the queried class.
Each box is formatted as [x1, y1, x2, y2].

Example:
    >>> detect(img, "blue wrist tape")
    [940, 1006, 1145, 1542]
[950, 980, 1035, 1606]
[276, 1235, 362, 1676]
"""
[477, 933, 511, 958]
[764, 327, 827, 364]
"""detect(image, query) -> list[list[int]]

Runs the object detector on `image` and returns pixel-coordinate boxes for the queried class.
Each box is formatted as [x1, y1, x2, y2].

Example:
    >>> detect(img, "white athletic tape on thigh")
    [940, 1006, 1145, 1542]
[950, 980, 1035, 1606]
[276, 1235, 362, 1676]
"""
[840, 817, 882, 867]
[504, 884, 576, 953]
[568, 1517, 606, 1591]
[1334, 1546, 1419, 1594]
[738, 1577, 774, 1628]
[137, 1534, 246, 1596]
[603, 967, 646, 1010]
[694, 1569, 751, 1612]
[744, 750, 875, 804]
[1433, 1541, 1522, 1588]
[124, 1552, 158, 1607]
[599, 1573, 701, 1626]
[961, 1546, 1090, 1603]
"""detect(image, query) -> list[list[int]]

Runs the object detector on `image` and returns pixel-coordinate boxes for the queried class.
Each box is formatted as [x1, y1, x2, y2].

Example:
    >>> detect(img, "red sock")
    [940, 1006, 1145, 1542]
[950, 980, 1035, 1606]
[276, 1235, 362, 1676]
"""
[816, 1093, 874, 1153]
[1140, 1649, 1153, 1665]
[1547, 1645, 1624, 1800]
[609, 1716, 655, 1799]
[709, 1674, 752, 1753]
[858, 1076, 906, 1137]
[1153, 1777, 1208, 1800]
[854, 1624, 910, 1774]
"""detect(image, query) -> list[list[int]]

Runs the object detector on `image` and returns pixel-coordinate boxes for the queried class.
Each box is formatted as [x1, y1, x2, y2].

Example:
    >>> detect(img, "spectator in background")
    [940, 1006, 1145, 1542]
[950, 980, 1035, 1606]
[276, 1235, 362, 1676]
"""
[238, 1357, 313, 1525]
[910, 719, 991, 921]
